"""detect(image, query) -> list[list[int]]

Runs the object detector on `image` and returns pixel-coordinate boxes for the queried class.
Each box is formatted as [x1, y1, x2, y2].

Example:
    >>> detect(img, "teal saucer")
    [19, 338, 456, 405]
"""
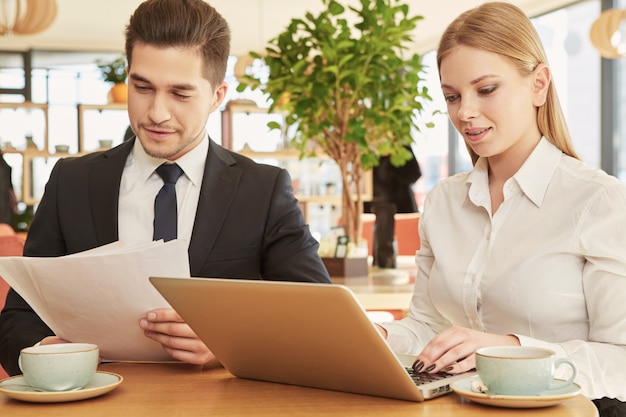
[451, 375, 581, 408]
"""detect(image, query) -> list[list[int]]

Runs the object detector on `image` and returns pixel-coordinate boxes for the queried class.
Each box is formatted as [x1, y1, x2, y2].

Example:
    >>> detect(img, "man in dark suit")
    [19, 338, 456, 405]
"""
[0, 151, 17, 225]
[368, 146, 421, 268]
[0, 0, 330, 376]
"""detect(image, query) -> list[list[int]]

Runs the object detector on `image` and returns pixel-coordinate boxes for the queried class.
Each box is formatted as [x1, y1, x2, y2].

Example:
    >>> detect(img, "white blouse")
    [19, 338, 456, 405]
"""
[383, 137, 626, 400]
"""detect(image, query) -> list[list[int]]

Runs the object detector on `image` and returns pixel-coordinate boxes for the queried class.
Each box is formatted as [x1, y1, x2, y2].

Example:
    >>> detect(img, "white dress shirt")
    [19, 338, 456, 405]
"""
[117, 137, 208, 247]
[383, 137, 626, 400]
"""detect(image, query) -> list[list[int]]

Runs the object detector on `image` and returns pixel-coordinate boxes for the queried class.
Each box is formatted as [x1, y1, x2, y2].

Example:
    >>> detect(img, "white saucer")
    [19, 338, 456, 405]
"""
[0, 371, 123, 403]
[451, 376, 581, 409]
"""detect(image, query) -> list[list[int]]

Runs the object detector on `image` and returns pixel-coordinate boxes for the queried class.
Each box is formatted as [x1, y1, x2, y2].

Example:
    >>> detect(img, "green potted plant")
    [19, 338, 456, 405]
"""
[98, 55, 128, 103]
[238, 0, 433, 256]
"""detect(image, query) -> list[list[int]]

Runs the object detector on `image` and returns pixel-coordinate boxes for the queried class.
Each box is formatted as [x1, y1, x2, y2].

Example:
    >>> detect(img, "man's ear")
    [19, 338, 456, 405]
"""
[210, 82, 229, 113]
[532, 63, 551, 107]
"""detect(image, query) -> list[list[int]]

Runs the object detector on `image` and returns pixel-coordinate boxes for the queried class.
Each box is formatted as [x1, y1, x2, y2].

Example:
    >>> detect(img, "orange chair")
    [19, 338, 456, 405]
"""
[360, 213, 376, 255]
[393, 212, 420, 256]
[0, 223, 15, 236]
[0, 234, 25, 379]
[360, 212, 420, 257]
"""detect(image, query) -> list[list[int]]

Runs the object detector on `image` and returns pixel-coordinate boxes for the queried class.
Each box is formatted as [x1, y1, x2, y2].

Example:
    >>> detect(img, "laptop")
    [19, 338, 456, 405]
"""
[149, 276, 475, 402]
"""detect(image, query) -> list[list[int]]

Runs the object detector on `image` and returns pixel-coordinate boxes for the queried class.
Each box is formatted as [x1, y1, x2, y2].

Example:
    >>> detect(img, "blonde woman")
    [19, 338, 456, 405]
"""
[378, 3, 626, 414]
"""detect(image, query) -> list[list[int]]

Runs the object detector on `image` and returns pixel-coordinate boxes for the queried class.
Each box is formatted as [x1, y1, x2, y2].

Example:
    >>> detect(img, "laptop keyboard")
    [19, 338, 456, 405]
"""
[405, 367, 455, 385]
[405, 368, 456, 386]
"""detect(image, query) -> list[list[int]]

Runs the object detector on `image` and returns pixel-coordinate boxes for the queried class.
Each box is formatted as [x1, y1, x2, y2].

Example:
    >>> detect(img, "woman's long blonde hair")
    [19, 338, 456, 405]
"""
[437, 2, 579, 165]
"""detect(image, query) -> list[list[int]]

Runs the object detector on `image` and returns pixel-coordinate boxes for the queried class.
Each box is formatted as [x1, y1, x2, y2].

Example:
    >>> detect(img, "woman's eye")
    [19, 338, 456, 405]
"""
[444, 94, 459, 103]
[478, 85, 497, 95]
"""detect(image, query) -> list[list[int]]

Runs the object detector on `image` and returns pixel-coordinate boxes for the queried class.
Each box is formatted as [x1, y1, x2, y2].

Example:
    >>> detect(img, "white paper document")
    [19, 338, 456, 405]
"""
[0, 240, 191, 362]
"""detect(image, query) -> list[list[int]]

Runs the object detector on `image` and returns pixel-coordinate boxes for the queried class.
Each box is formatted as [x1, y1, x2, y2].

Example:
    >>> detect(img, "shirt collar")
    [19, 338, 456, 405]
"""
[466, 137, 562, 208]
[512, 137, 562, 207]
[132, 135, 209, 187]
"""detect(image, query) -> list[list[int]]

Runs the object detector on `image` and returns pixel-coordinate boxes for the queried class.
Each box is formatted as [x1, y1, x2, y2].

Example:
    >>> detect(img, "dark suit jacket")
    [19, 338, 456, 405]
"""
[0, 138, 330, 375]
[0, 152, 16, 224]
[370, 147, 421, 214]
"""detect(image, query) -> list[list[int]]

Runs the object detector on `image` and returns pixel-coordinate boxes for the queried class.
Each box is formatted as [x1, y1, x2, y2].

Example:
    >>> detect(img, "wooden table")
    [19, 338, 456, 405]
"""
[0, 362, 599, 416]
[334, 274, 413, 310]
[332, 255, 416, 319]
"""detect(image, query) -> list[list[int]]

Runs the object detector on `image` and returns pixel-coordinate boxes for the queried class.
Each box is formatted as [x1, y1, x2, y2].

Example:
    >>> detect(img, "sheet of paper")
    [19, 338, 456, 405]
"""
[0, 239, 190, 362]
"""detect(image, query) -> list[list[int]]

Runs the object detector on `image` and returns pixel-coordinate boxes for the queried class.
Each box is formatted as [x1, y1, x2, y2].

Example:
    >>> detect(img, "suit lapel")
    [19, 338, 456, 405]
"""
[89, 140, 134, 245]
[188, 140, 241, 276]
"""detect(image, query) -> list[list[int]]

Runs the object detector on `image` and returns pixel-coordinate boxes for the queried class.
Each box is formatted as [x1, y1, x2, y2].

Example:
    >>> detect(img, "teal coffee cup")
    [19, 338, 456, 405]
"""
[475, 346, 577, 396]
[18, 343, 99, 392]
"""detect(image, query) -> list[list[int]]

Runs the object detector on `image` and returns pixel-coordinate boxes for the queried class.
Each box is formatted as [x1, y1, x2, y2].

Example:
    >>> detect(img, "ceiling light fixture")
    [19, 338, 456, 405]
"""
[589, 8, 626, 59]
[0, 0, 58, 36]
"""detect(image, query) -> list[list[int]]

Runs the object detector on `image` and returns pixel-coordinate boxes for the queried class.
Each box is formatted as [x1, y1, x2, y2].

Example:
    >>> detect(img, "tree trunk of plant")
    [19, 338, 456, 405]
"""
[339, 161, 363, 252]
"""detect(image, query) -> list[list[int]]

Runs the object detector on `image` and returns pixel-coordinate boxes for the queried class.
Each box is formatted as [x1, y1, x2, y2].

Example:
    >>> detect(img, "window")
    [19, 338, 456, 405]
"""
[533, 0, 602, 167]
[615, 0, 626, 179]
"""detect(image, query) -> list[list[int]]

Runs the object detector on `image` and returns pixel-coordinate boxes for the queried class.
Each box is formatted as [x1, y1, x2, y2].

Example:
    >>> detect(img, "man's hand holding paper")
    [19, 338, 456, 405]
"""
[140, 308, 217, 365]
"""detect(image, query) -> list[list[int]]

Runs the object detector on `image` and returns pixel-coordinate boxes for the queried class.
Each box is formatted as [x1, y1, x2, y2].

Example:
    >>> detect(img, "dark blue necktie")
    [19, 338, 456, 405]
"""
[153, 163, 184, 242]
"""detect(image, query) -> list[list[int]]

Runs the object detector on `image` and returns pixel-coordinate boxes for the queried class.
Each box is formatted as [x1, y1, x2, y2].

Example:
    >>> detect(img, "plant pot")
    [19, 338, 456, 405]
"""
[321, 257, 368, 278]
[108, 83, 128, 103]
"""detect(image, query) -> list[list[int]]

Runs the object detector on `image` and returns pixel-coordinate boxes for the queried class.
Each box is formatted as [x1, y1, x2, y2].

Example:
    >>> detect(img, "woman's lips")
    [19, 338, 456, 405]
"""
[465, 127, 491, 142]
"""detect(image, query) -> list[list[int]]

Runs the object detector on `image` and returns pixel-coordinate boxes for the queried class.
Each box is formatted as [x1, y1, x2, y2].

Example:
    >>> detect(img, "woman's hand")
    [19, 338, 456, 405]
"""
[412, 326, 520, 374]
[39, 336, 69, 345]
[139, 308, 217, 366]
[375, 323, 388, 338]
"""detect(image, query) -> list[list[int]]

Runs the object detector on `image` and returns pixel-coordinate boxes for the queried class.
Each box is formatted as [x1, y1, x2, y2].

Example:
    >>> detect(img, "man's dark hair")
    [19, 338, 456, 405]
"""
[125, 0, 231, 88]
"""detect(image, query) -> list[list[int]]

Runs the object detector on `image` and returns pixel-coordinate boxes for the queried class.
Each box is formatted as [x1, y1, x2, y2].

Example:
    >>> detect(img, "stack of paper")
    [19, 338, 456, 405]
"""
[0, 240, 190, 362]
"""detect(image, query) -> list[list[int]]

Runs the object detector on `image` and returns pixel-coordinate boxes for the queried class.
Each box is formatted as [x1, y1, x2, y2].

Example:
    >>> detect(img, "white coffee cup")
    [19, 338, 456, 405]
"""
[475, 346, 577, 396]
[18, 343, 99, 392]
